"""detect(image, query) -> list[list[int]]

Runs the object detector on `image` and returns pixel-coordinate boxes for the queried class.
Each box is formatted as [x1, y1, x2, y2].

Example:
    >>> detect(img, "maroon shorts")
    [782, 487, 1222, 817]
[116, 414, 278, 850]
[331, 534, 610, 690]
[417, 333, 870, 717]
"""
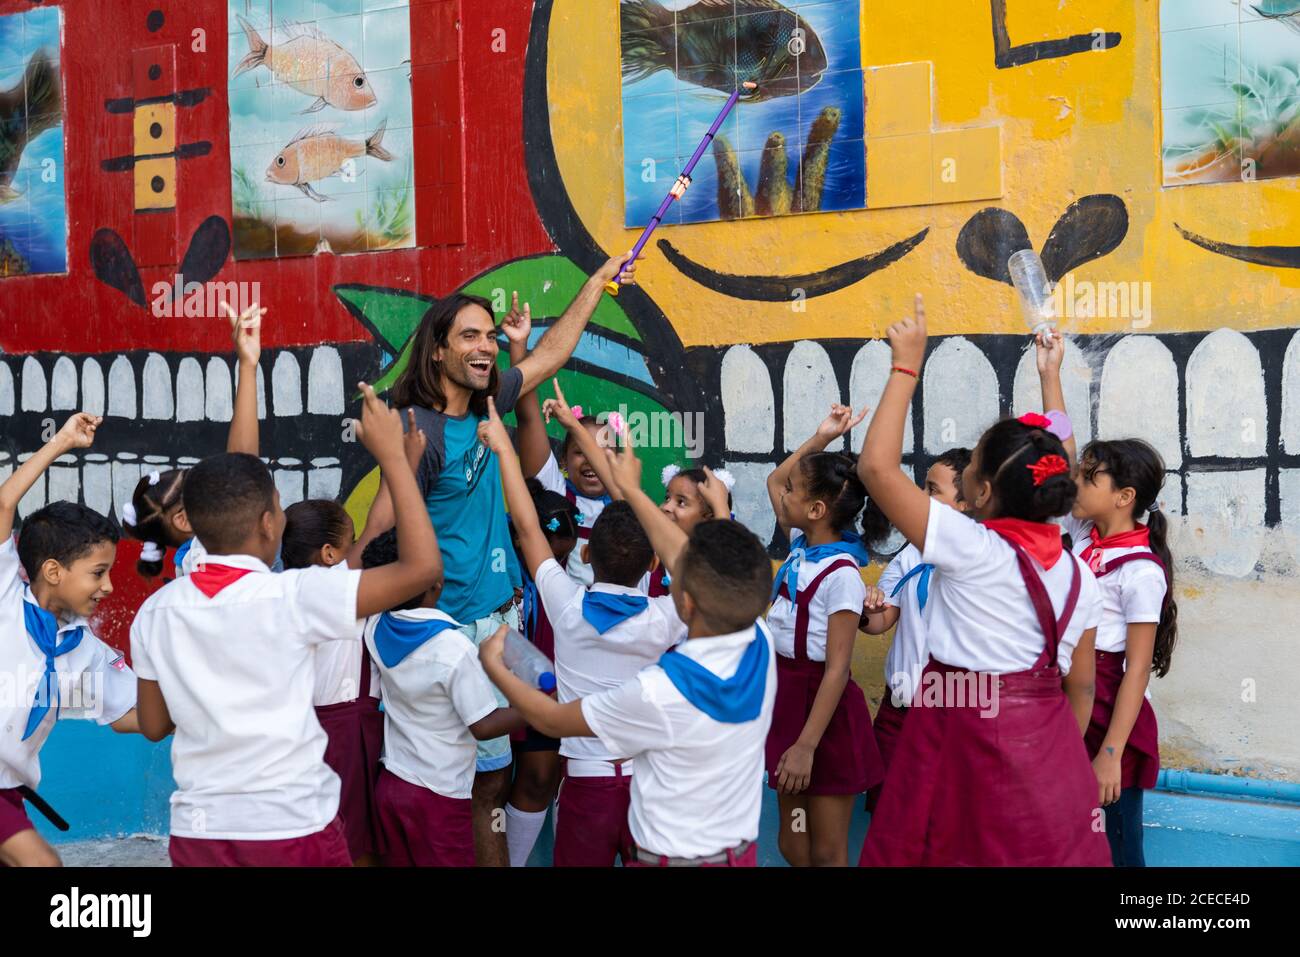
[375, 768, 474, 867]
[316, 698, 384, 860]
[168, 815, 352, 867]
[765, 654, 884, 795]
[625, 843, 758, 867]
[553, 768, 633, 867]
[0, 789, 35, 846]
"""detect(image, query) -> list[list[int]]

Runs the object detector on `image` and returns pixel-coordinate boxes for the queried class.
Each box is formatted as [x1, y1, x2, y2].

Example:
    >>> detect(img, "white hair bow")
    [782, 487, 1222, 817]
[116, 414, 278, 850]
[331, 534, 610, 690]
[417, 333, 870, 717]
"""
[120, 502, 138, 527]
[139, 542, 164, 563]
[661, 464, 682, 486]
[711, 468, 737, 492]
[147, 471, 161, 486]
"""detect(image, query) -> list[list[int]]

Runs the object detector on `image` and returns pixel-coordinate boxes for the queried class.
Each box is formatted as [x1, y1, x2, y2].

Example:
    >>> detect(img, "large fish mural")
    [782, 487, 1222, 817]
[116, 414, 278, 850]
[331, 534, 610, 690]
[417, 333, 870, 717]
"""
[621, 0, 827, 100]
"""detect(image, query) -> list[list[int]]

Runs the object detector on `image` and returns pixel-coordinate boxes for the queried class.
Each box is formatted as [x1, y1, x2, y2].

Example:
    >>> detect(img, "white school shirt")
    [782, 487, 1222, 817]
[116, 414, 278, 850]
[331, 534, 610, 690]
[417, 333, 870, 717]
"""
[534, 452, 608, 586]
[1059, 515, 1167, 655]
[0, 538, 136, 790]
[364, 609, 498, 801]
[765, 550, 866, 661]
[535, 557, 684, 771]
[129, 554, 362, 840]
[921, 499, 1103, 675]
[878, 542, 931, 704]
[313, 635, 381, 707]
[581, 621, 777, 859]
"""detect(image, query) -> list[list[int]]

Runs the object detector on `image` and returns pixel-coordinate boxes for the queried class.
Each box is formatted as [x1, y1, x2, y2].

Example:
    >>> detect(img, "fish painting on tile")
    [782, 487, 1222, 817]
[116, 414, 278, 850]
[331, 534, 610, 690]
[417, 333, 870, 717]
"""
[233, 16, 377, 113]
[267, 122, 393, 203]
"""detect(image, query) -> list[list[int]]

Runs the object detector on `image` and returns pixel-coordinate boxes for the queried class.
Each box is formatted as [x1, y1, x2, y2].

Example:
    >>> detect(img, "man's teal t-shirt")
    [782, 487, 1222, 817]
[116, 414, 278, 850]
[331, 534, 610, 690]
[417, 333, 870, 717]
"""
[407, 367, 523, 623]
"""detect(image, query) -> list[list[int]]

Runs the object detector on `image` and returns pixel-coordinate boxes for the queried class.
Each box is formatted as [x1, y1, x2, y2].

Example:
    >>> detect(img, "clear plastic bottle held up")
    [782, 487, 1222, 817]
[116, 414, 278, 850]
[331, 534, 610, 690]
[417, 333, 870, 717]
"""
[1008, 249, 1058, 335]
[502, 628, 557, 693]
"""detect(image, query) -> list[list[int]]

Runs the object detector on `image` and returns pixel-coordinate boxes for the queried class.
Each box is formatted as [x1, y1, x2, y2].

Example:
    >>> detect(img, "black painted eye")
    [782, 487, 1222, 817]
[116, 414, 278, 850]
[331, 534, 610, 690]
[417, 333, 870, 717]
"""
[276, 156, 285, 167]
[354, 75, 366, 88]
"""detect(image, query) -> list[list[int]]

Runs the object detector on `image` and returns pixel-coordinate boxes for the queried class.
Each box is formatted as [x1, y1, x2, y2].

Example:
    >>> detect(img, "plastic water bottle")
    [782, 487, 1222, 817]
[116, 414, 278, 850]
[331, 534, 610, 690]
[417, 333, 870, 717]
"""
[503, 628, 557, 693]
[1008, 249, 1058, 335]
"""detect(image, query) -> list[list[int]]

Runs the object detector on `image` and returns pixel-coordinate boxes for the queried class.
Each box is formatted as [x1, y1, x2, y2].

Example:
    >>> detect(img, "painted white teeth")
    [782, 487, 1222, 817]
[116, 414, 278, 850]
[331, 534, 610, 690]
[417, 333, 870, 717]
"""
[719, 329, 1297, 576]
[0, 348, 351, 521]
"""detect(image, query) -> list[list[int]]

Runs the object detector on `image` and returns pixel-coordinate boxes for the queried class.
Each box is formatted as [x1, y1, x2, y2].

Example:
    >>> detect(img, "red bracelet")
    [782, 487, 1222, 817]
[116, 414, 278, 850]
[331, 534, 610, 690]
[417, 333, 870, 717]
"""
[891, 365, 919, 379]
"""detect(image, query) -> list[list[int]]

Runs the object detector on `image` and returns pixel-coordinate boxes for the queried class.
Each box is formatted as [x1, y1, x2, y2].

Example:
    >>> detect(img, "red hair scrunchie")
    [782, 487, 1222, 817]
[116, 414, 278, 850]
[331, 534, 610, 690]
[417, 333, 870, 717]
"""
[1017, 412, 1052, 430]
[1027, 454, 1069, 486]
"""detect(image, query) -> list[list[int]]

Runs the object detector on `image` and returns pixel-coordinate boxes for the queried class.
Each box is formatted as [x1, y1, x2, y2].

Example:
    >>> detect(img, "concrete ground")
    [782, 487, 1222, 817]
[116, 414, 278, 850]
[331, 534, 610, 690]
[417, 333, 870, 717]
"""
[56, 834, 170, 867]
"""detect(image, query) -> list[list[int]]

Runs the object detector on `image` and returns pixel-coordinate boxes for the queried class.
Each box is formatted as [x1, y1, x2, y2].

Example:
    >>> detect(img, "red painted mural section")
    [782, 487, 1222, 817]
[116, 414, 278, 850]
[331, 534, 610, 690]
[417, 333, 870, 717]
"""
[0, 0, 555, 654]
[0, 0, 552, 355]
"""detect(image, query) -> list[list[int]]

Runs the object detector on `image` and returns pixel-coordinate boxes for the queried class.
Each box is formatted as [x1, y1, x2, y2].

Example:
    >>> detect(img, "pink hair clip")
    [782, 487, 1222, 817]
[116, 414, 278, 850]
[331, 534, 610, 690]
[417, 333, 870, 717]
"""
[569, 405, 584, 419]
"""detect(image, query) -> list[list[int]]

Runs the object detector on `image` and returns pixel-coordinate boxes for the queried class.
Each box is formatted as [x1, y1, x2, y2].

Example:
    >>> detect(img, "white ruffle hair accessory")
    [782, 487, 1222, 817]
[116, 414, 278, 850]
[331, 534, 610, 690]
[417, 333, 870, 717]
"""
[147, 471, 161, 486]
[139, 542, 165, 563]
[120, 501, 138, 527]
[661, 464, 737, 491]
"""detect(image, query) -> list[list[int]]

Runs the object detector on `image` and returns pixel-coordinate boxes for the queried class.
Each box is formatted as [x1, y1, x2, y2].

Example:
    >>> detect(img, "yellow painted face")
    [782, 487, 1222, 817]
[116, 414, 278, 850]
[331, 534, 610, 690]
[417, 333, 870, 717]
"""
[546, 0, 1300, 344]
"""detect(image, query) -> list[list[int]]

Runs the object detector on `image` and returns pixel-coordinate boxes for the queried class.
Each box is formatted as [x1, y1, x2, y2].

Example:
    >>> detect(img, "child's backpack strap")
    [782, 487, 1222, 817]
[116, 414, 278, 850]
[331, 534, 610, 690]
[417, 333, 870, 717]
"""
[776, 558, 860, 661]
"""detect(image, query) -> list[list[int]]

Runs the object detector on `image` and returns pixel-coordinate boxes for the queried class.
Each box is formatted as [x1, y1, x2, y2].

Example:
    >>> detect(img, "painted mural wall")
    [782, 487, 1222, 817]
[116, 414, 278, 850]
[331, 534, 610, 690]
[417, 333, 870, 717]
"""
[0, 1, 1296, 784]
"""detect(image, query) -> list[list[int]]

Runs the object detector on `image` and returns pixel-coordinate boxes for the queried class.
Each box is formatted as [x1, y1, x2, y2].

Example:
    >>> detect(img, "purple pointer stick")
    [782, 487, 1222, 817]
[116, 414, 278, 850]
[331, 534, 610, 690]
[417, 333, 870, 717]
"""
[606, 82, 756, 295]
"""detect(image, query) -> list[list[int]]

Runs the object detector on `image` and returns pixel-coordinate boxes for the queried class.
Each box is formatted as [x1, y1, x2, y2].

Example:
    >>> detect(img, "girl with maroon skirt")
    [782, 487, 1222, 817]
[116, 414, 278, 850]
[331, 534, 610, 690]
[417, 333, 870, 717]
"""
[1036, 331, 1176, 867]
[856, 296, 1111, 867]
[503, 480, 579, 867]
[764, 405, 884, 866]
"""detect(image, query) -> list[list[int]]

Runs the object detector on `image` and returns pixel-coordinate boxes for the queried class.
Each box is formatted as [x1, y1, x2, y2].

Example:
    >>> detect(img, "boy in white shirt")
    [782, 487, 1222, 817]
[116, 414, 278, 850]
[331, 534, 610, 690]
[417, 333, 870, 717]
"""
[0, 414, 141, 867]
[132, 384, 440, 867]
[480, 402, 775, 867]
[359, 529, 521, 866]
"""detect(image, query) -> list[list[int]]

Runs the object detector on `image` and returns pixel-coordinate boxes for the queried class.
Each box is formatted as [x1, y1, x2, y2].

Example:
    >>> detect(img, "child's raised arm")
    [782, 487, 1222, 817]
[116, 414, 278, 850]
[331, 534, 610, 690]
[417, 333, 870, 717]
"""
[479, 625, 595, 740]
[0, 414, 100, 542]
[767, 405, 868, 537]
[544, 379, 619, 497]
[479, 397, 552, 581]
[223, 301, 267, 456]
[603, 438, 690, 580]
[857, 294, 930, 549]
[354, 384, 442, 618]
[1035, 329, 1077, 465]
[501, 293, 554, 479]
[346, 409, 424, 569]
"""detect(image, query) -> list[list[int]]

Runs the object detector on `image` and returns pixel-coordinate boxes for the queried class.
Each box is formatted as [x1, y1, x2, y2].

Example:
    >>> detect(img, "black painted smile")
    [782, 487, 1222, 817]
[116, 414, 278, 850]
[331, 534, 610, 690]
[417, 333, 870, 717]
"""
[656, 228, 930, 302]
[1176, 223, 1300, 269]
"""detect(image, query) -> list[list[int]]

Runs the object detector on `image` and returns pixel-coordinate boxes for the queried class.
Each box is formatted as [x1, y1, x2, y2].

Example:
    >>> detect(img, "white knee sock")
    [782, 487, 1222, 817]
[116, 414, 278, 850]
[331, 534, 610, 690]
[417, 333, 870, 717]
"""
[505, 803, 548, 868]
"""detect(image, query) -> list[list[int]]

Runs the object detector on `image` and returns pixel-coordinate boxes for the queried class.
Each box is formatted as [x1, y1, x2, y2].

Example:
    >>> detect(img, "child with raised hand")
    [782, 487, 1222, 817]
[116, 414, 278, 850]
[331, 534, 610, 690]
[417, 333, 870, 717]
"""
[479, 429, 778, 868]
[122, 301, 266, 579]
[1037, 333, 1176, 867]
[856, 295, 1108, 867]
[0, 414, 141, 867]
[649, 465, 735, 596]
[479, 396, 682, 867]
[130, 383, 440, 867]
[270, 413, 428, 866]
[763, 403, 883, 867]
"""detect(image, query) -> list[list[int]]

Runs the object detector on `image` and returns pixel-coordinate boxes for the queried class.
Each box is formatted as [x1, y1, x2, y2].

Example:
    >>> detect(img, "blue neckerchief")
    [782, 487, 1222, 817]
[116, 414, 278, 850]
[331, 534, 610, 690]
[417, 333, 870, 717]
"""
[21, 599, 85, 741]
[173, 537, 194, 571]
[771, 532, 871, 603]
[566, 479, 611, 507]
[890, 562, 934, 611]
[659, 625, 768, 724]
[582, 591, 648, 635]
[521, 576, 539, 642]
[372, 611, 460, 668]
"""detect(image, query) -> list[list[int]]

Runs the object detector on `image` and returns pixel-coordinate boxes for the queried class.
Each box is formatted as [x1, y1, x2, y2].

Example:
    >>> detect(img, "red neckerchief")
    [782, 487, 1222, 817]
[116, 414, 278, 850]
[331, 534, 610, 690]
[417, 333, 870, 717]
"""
[1080, 524, 1150, 573]
[189, 565, 254, 599]
[983, 518, 1064, 569]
